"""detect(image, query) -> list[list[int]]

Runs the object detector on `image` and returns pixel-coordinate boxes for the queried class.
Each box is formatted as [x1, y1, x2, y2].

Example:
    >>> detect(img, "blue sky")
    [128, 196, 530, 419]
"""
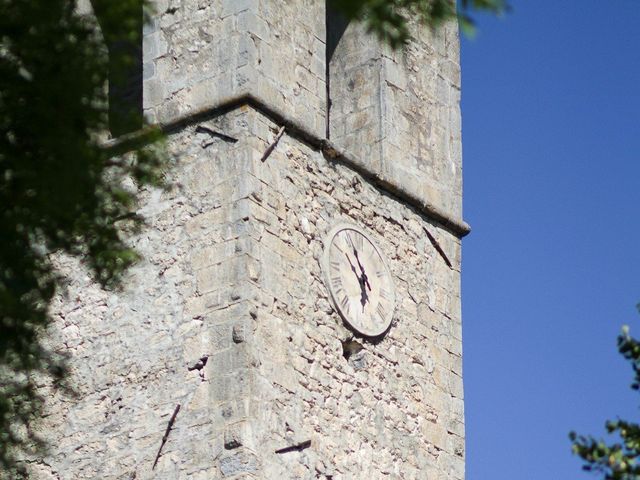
[461, 1, 640, 478]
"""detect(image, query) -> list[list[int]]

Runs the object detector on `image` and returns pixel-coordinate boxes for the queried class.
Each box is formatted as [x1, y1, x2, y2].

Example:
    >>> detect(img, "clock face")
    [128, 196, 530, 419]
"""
[322, 224, 396, 337]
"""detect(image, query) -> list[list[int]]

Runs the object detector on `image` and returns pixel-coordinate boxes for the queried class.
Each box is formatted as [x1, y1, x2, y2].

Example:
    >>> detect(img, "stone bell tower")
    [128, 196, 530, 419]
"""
[34, 1, 468, 479]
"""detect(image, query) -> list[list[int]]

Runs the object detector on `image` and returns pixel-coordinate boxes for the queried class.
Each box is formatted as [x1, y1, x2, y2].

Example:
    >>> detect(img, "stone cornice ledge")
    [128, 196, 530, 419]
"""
[104, 94, 471, 238]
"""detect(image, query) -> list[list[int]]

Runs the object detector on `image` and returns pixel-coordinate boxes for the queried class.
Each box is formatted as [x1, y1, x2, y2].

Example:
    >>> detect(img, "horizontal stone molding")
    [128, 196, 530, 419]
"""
[103, 94, 471, 238]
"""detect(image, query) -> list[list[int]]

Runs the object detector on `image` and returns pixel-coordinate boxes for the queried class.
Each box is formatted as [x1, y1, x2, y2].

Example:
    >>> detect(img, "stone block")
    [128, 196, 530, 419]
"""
[219, 450, 259, 477]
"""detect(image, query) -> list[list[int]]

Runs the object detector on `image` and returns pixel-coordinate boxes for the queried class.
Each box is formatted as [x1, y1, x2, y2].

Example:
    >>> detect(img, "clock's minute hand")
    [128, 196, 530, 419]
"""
[345, 251, 370, 309]
[345, 233, 369, 283]
[344, 252, 359, 279]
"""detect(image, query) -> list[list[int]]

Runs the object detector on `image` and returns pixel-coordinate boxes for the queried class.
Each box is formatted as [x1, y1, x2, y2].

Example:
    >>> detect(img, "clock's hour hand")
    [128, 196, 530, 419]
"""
[354, 250, 372, 291]
[359, 276, 369, 310]
[346, 252, 370, 309]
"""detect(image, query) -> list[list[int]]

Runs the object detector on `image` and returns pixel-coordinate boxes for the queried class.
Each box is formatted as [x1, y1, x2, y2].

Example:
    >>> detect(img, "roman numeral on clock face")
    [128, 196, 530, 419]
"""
[354, 232, 364, 251]
[344, 230, 364, 252]
[376, 303, 387, 321]
[340, 295, 349, 310]
[344, 231, 355, 250]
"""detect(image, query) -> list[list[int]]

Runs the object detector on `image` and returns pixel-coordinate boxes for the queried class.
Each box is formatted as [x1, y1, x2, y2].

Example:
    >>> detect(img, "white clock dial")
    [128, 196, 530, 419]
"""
[322, 224, 396, 337]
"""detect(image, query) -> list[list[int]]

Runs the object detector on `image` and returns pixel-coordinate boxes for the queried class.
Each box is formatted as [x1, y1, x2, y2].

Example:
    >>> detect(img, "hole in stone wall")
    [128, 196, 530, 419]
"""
[341, 337, 363, 361]
[187, 356, 209, 372]
[187, 355, 209, 380]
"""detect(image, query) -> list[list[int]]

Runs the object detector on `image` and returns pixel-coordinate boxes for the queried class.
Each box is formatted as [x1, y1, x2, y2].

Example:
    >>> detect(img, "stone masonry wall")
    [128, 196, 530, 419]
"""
[32, 106, 463, 480]
[243, 108, 464, 479]
[143, 0, 463, 222]
[30, 1, 465, 478]
[329, 19, 463, 220]
[144, 0, 327, 137]
[33, 110, 262, 479]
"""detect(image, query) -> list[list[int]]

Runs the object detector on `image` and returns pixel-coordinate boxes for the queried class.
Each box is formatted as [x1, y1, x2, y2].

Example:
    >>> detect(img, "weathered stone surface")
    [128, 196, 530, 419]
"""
[329, 17, 463, 221]
[219, 450, 258, 476]
[30, 3, 465, 479]
[245, 111, 464, 479]
[33, 104, 463, 479]
[143, 0, 327, 137]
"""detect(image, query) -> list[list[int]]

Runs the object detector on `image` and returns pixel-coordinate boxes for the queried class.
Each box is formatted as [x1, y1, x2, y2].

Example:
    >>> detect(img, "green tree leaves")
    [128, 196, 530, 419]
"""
[570, 325, 640, 479]
[0, 1, 164, 476]
[328, 0, 509, 47]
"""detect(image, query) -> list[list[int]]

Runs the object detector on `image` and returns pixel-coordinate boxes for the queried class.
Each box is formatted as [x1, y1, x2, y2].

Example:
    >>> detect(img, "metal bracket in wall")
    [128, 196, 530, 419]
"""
[152, 404, 181, 470]
[195, 124, 238, 146]
[260, 125, 286, 162]
[424, 227, 453, 269]
[274, 439, 311, 454]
